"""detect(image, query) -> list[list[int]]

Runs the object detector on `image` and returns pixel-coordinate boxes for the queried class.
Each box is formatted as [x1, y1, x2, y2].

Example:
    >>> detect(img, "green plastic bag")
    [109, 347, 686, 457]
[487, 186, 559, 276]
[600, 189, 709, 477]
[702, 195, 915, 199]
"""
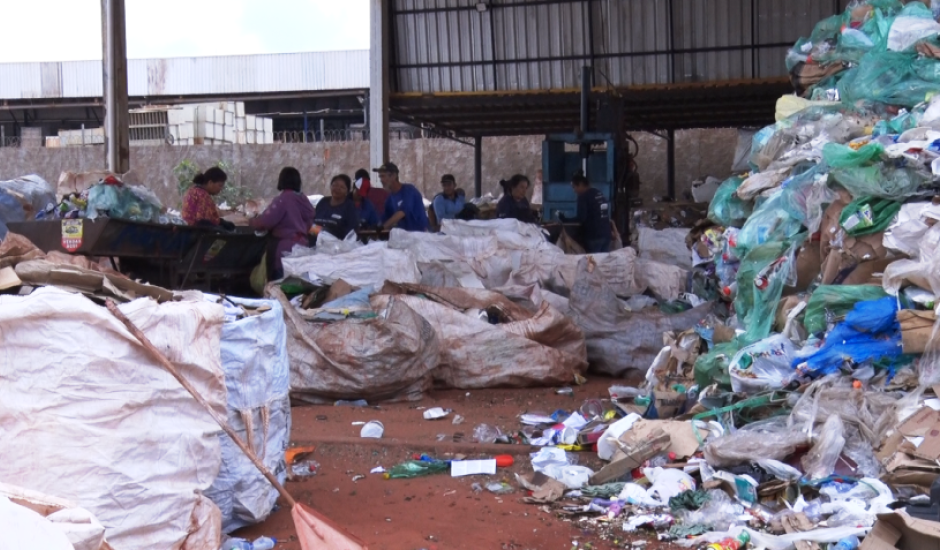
[708, 176, 753, 228]
[838, 51, 940, 108]
[822, 142, 884, 168]
[734, 166, 821, 259]
[694, 342, 739, 390]
[803, 285, 889, 335]
[733, 235, 806, 346]
[838, 196, 902, 236]
[830, 164, 928, 200]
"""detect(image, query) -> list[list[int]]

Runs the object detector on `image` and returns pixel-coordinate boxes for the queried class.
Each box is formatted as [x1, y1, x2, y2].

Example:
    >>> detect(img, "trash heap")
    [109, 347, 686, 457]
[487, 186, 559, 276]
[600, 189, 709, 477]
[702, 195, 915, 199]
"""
[488, 1, 940, 547]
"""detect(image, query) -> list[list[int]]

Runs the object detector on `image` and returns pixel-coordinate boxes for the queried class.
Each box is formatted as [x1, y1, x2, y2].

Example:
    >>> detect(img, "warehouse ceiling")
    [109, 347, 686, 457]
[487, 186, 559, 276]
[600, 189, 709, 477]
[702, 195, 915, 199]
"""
[387, 0, 850, 135]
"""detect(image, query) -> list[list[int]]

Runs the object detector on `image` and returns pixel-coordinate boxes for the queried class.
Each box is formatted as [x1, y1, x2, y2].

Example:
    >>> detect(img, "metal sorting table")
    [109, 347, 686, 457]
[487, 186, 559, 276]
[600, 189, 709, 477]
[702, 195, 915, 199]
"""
[8, 218, 267, 293]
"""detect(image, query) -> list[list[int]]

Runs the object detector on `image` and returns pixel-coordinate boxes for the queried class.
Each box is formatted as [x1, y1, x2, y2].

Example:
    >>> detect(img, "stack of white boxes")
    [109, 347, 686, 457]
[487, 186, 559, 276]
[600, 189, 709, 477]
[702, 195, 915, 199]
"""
[46, 128, 105, 148]
[187, 101, 273, 145]
[45, 103, 274, 147]
[125, 102, 273, 146]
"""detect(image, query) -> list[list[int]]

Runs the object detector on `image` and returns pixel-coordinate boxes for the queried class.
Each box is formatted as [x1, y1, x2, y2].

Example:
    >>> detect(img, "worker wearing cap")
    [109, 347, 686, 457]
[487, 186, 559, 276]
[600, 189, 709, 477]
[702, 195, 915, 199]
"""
[376, 163, 429, 232]
[431, 174, 466, 228]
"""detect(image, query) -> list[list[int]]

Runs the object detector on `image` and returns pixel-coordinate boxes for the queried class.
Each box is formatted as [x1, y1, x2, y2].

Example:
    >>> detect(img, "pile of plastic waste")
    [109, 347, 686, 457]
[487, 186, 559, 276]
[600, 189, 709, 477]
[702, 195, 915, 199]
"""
[505, 2, 940, 547]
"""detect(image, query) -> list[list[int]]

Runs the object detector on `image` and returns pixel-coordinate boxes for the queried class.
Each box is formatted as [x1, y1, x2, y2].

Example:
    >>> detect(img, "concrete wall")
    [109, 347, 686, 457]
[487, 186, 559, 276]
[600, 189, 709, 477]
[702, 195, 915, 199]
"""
[0, 129, 742, 207]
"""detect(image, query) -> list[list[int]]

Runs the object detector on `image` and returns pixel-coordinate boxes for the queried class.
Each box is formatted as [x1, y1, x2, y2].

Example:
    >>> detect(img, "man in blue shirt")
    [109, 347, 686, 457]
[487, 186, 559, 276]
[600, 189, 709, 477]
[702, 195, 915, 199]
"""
[431, 174, 465, 231]
[376, 162, 430, 232]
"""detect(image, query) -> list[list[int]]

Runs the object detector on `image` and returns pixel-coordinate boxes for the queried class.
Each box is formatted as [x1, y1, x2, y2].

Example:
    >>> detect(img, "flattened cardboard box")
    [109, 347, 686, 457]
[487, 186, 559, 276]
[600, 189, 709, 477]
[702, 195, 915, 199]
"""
[860, 511, 940, 550]
[898, 310, 937, 355]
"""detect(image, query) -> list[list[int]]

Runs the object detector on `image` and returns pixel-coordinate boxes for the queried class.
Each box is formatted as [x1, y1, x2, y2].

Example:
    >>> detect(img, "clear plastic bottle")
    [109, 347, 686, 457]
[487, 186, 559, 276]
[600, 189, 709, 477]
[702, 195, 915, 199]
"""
[251, 537, 277, 550]
[221, 538, 253, 550]
[473, 423, 500, 443]
[832, 536, 859, 550]
[383, 460, 449, 479]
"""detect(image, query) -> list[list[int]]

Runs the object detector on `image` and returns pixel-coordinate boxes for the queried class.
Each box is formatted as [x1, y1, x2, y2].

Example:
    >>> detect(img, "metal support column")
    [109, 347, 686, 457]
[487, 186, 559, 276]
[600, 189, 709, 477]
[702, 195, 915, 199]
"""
[101, 0, 130, 173]
[369, 0, 390, 174]
[303, 111, 308, 142]
[667, 129, 676, 201]
[474, 136, 482, 198]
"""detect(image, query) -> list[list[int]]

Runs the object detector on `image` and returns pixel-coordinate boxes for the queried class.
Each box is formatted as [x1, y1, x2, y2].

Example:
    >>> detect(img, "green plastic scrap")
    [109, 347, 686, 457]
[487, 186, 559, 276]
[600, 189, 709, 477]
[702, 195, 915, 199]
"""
[821, 142, 884, 169]
[708, 175, 753, 228]
[802, 285, 889, 335]
[581, 483, 627, 498]
[668, 523, 710, 538]
[693, 342, 739, 390]
[733, 235, 807, 346]
[838, 196, 902, 236]
[830, 163, 928, 201]
[668, 489, 710, 512]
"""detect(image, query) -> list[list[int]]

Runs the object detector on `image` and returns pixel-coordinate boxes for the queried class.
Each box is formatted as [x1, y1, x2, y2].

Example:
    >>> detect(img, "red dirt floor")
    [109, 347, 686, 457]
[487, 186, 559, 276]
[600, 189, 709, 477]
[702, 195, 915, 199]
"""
[235, 375, 684, 550]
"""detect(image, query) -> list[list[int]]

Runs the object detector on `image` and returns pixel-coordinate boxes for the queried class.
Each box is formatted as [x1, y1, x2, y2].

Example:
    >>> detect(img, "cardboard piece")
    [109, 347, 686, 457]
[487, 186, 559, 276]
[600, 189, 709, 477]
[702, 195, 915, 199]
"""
[860, 511, 940, 550]
[775, 295, 808, 332]
[324, 279, 356, 304]
[899, 310, 938, 355]
[0, 267, 21, 290]
[713, 324, 736, 344]
[882, 471, 940, 495]
[915, 426, 940, 462]
[789, 240, 821, 295]
[900, 408, 940, 438]
[625, 419, 705, 459]
[14, 260, 174, 303]
[781, 512, 822, 550]
[843, 258, 893, 286]
[886, 451, 940, 475]
[589, 427, 670, 485]
[650, 391, 687, 419]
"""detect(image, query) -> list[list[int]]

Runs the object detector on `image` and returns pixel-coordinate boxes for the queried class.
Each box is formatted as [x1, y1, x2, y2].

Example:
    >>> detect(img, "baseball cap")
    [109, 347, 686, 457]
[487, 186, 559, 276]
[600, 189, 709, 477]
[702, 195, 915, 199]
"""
[372, 162, 399, 174]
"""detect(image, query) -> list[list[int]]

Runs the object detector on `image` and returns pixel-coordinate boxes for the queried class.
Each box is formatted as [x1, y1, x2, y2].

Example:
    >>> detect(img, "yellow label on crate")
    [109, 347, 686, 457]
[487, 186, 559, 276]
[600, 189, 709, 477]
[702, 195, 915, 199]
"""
[61, 219, 83, 252]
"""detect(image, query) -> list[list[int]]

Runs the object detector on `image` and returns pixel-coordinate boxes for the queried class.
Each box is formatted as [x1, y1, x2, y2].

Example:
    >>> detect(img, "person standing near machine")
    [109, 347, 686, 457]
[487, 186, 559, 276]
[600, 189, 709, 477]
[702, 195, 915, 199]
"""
[560, 172, 611, 253]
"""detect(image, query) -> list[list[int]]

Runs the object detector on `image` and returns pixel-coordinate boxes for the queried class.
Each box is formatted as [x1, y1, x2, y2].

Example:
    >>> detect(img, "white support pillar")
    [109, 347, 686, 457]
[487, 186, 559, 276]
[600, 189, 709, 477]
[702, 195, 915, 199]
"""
[101, 0, 130, 173]
[369, 0, 390, 180]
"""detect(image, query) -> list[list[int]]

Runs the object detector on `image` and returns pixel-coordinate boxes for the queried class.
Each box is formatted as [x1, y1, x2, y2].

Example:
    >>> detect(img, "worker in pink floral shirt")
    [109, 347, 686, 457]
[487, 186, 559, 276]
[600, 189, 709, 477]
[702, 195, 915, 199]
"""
[181, 167, 234, 230]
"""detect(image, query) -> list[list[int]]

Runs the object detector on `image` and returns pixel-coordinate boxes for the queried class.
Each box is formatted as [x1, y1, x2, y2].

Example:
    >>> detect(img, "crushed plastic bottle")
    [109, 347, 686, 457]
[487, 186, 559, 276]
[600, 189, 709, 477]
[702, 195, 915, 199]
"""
[384, 459, 449, 479]
[473, 423, 500, 444]
[486, 482, 514, 494]
[832, 536, 859, 550]
[222, 538, 253, 550]
[251, 537, 277, 550]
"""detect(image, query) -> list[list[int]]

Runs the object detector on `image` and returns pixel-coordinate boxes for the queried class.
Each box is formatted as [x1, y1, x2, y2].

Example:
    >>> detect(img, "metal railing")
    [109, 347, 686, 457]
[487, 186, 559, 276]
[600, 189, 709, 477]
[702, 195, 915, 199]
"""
[0, 126, 464, 149]
[272, 127, 459, 143]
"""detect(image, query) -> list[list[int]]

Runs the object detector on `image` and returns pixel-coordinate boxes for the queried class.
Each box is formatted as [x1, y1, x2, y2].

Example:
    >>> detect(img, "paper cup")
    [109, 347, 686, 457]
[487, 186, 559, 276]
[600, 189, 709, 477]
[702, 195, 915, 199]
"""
[360, 420, 384, 438]
[423, 407, 448, 420]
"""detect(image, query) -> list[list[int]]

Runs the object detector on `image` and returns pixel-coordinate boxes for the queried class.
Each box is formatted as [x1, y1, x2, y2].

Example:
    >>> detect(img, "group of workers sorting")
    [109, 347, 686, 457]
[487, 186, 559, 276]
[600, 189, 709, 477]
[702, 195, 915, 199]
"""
[180, 162, 611, 279]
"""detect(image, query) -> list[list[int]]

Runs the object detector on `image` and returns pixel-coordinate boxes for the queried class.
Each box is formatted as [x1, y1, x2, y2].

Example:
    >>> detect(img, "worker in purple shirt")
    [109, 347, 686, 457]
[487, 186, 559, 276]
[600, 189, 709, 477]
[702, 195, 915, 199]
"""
[376, 162, 429, 232]
[249, 166, 316, 279]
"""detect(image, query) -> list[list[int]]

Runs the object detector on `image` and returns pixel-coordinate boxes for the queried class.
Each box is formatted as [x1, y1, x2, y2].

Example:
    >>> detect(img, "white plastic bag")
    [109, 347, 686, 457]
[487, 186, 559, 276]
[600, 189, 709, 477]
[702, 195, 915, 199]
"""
[728, 334, 798, 394]
[282, 241, 421, 287]
[204, 296, 291, 534]
[597, 413, 643, 461]
[643, 467, 697, 504]
[0, 288, 225, 549]
[802, 415, 846, 481]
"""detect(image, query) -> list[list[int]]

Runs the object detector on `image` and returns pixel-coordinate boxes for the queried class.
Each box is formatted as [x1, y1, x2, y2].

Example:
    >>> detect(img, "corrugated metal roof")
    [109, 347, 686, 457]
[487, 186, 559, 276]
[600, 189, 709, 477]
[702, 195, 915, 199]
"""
[391, 0, 850, 94]
[0, 50, 368, 100]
